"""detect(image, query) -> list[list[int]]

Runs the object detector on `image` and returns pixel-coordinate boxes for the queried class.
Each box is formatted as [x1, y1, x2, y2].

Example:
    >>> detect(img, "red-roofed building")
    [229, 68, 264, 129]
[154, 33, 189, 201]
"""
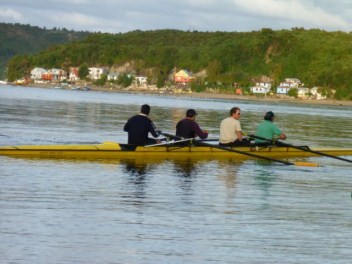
[174, 70, 195, 84]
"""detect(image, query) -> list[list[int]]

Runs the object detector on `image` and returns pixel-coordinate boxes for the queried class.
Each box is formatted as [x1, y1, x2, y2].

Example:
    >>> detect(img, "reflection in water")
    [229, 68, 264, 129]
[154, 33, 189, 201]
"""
[214, 160, 241, 214]
[216, 160, 241, 189]
[254, 168, 277, 193]
[173, 158, 199, 178]
[119, 159, 154, 206]
[121, 159, 150, 177]
[172, 159, 200, 197]
[253, 166, 279, 211]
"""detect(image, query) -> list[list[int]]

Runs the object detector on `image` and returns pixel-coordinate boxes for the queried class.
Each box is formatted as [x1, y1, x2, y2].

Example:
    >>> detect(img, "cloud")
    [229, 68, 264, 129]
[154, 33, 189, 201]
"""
[0, 8, 24, 21]
[232, 0, 350, 30]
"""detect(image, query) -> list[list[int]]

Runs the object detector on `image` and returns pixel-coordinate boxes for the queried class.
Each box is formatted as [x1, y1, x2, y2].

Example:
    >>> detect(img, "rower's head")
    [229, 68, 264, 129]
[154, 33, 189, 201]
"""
[186, 109, 197, 120]
[230, 107, 241, 120]
[141, 104, 151, 115]
[264, 111, 275, 122]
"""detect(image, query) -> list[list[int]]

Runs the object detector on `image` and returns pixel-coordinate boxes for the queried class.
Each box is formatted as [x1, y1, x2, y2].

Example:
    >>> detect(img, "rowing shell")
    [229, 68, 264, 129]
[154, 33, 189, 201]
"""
[1, 141, 352, 160]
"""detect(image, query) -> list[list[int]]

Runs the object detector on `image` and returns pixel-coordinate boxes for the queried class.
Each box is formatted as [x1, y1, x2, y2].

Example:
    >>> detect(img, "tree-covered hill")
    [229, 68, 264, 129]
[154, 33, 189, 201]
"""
[6, 27, 352, 100]
[0, 23, 90, 79]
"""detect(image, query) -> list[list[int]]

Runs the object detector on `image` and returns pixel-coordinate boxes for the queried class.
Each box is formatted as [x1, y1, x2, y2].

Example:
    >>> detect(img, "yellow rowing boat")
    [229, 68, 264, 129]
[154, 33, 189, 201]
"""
[1, 141, 352, 160]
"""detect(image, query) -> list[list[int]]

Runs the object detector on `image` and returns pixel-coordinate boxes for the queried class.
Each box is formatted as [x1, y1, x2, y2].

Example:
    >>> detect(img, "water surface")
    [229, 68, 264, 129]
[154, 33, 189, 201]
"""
[1, 85, 352, 264]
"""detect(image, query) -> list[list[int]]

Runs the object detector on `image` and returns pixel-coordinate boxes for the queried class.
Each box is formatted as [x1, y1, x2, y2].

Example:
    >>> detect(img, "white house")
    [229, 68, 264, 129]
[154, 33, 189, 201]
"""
[135, 76, 148, 85]
[89, 67, 108, 80]
[31, 67, 47, 80]
[310, 87, 327, 100]
[297, 87, 310, 99]
[276, 78, 301, 94]
[47, 68, 67, 81]
[250, 82, 272, 94]
[107, 72, 119, 81]
[69, 67, 80, 82]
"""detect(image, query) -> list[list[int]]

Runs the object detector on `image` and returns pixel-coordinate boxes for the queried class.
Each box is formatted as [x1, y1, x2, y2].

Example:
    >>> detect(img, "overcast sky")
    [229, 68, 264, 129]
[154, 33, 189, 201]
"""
[1, 0, 352, 33]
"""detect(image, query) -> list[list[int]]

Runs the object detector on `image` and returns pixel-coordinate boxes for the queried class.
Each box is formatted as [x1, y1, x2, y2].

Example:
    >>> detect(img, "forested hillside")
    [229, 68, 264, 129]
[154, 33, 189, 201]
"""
[6, 27, 352, 100]
[0, 23, 90, 79]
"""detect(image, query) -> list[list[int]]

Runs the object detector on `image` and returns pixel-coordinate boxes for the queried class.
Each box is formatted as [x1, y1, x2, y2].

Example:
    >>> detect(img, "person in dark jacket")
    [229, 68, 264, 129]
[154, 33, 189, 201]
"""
[124, 104, 161, 146]
[176, 109, 208, 139]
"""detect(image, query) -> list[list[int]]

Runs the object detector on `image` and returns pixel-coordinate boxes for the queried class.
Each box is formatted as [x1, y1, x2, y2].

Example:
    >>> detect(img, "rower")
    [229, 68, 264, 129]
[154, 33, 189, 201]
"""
[219, 107, 250, 147]
[175, 109, 208, 140]
[123, 104, 161, 146]
[254, 111, 286, 145]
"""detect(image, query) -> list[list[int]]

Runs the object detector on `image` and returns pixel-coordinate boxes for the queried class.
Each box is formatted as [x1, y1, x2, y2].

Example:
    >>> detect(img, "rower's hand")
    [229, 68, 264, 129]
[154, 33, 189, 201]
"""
[156, 130, 162, 136]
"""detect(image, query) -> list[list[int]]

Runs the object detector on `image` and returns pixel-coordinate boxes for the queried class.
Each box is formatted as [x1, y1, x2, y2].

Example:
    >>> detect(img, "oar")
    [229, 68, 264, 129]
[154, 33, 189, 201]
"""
[250, 134, 352, 164]
[145, 138, 194, 147]
[159, 132, 217, 142]
[160, 132, 319, 167]
[199, 138, 219, 142]
[194, 140, 319, 167]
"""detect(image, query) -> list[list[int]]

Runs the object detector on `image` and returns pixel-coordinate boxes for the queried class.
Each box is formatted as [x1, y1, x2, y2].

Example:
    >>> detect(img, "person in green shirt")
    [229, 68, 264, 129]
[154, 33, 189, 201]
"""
[255, 111, 286, 144]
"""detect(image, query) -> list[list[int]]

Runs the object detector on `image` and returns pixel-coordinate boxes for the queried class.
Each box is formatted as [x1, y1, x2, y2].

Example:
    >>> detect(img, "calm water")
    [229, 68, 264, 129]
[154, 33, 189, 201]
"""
[1, 85, 352, 264]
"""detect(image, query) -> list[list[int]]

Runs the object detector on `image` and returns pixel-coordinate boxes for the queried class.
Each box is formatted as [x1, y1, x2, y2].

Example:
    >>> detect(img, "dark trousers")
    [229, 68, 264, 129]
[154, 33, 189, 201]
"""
[219, 138, 251, 147]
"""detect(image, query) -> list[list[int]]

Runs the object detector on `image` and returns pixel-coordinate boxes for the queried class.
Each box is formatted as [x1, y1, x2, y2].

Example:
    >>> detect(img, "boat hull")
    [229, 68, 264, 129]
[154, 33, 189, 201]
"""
[1, 141, 352, 160]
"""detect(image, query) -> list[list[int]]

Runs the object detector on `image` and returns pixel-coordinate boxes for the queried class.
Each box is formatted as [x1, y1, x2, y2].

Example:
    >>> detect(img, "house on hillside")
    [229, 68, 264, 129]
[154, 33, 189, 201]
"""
[310, 87, 327, 100]
[250, 82, 272, 94]
[45, 68, 66, 81]
[297, 87, 310, 99]
[31, 67, 47, 80]
[174, 70, 195, 84]
[69, 67, 80, 82]
[276, 78, 301, 95]
[107, 72, 119, 81]
[135, 76, 148, 85]
[89, 67, 108, 80]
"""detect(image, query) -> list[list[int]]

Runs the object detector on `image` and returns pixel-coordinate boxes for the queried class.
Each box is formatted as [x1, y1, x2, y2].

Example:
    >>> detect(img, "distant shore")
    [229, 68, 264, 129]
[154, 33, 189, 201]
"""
[24, 82, 352, 107]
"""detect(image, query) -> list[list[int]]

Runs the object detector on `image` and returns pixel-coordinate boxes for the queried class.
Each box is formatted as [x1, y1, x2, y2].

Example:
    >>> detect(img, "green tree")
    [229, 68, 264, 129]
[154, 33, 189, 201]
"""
[288, 88, 298, 98]
[206, 60, 221, 84]
[7, 55, 31, 82]
[78, 63, 89, 79]
[93, 73, 107, 86]
[118, 74, 133, 87]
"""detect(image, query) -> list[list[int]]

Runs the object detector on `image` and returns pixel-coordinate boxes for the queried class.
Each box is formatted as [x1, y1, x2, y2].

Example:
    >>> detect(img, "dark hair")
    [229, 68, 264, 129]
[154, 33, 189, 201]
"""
[141, 104, 151, 115]
[230, 107, 240, 116]
[186, 109, 197, 117]
[264, 111, 275, 121]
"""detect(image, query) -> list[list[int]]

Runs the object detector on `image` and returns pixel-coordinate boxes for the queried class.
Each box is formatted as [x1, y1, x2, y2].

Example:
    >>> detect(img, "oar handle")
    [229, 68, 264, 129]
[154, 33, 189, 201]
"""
[145, 137, 193, 147]
[160, 132, 218, 142]
[249, 134, 273, 143]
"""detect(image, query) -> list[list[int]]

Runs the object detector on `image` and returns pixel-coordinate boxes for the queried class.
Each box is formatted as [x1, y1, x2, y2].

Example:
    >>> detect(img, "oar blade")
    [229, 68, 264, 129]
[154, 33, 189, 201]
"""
[293, 161, 320, 167]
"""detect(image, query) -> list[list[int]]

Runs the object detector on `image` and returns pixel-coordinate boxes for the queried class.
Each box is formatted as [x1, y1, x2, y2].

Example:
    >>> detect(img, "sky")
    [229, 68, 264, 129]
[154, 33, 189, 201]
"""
[1, 0, 352, 33]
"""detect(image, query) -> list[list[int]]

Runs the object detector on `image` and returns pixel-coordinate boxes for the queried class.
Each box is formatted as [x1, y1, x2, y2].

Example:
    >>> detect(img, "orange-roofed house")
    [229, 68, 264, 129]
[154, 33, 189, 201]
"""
[174, 70, 195, 84]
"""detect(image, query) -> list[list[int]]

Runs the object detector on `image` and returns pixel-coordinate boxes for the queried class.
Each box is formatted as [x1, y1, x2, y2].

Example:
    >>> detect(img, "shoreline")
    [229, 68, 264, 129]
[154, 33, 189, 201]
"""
[86, 86, 352, 107]
[25, 83, 352, 107]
